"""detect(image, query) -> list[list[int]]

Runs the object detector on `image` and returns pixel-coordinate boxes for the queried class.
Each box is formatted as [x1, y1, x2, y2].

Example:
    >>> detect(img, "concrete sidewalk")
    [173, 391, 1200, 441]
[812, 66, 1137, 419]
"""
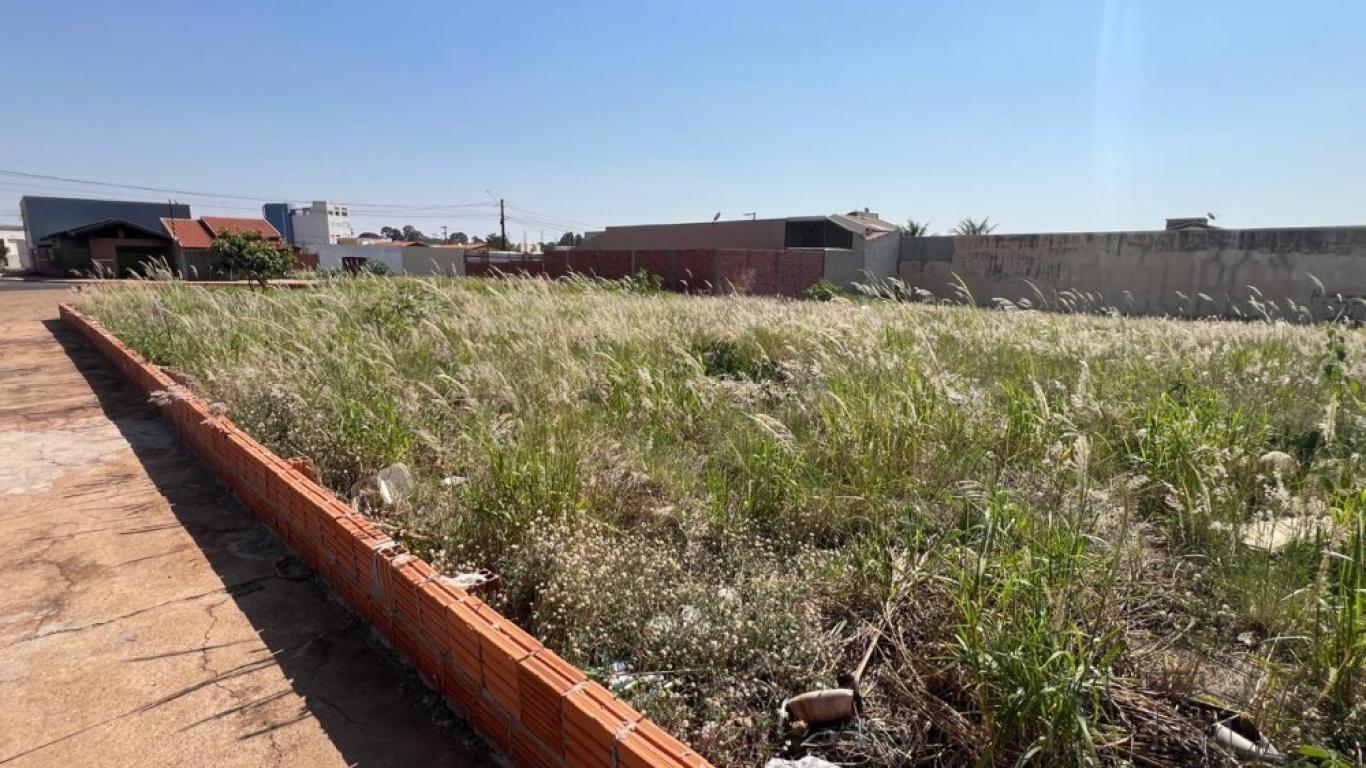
[0, 287, 489, 767]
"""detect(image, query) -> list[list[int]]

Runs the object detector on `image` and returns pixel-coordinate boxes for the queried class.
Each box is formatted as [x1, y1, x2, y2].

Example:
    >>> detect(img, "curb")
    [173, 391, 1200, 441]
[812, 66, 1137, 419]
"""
[59, 303, 711, 768]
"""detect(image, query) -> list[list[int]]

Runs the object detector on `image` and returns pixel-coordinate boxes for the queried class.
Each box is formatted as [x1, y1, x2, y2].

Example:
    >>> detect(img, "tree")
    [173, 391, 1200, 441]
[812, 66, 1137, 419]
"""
[357, 231, 381, 239]
[953, 217, 997, 236]
[485, 233, 514, 251]
[211, 231, 294, 288]
[557, 232, 584, 247]
[401, 225, 427, 243]
[903, 219, 931, 237]
[447, 231, 469, 245]
[379, 226, 402, 241]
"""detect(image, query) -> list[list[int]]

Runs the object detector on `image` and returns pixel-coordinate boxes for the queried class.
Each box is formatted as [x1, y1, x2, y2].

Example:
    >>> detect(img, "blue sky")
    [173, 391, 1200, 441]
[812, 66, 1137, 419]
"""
[1, 1, 1363, 238]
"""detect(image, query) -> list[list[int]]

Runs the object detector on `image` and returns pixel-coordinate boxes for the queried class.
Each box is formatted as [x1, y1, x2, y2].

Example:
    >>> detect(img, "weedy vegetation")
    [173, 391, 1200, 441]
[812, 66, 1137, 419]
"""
[81, 276, 1366, 766]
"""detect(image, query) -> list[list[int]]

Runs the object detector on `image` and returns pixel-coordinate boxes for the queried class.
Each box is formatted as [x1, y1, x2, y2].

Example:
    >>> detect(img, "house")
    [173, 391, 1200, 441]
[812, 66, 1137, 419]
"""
[162, 216, 283, 278]
[0, 224, 29, 272]
[20, 196, 191, 276]
[577, 209, 902, 287]
[40, 219, 179, 277]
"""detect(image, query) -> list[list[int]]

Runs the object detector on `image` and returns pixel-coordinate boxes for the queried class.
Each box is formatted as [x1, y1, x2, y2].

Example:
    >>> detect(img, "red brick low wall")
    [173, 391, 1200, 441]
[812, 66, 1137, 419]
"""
[59, 303, 710, 768]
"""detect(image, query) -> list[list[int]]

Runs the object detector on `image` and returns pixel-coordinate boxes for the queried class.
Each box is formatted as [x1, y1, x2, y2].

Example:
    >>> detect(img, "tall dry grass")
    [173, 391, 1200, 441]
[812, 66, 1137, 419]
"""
[81, 275, 1366, 765]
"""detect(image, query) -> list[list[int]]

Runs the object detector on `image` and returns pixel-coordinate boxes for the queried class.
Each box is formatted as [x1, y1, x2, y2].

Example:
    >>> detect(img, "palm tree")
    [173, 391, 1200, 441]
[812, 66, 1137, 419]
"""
[903, 219, 931, 237]
[952, 217, 997, 236]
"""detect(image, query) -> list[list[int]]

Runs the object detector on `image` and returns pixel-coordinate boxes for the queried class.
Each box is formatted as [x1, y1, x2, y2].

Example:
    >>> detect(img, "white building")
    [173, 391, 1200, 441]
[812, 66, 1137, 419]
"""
[263, 201, 354, 248]
[0, 224, 29, 271]
[289, 201, 354, 248]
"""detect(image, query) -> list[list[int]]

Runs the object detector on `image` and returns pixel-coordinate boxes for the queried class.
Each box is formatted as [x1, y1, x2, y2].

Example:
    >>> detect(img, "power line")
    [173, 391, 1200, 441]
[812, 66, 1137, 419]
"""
[506, 212, 600, 234]
[504, 203, 600, 230]
[0, 167, 601, 234]
[0, 168, 496, 210]
[505, 214, 576, 233]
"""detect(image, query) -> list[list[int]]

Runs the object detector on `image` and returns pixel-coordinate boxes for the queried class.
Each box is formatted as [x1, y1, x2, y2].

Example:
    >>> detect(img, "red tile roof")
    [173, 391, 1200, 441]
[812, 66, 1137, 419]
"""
[161, 216, 282, 249]
[161, 218, 215, 249]
[201, 216, 281, 239]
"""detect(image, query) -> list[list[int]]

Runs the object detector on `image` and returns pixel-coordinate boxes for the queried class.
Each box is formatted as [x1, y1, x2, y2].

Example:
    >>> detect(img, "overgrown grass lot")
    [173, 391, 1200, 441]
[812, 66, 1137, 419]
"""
[81, 278, 1366, 766]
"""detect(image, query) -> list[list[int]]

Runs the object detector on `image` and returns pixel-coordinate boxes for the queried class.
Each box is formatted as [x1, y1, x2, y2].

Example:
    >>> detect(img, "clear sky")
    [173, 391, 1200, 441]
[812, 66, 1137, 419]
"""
[1, 1, 1363, 239]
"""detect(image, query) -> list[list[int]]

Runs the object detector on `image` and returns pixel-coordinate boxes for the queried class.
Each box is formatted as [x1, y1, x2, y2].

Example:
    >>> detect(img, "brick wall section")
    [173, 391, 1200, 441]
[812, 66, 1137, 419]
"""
[470, 249, 824, 296]
[58, 303, 712, 768]
[466, 258, 551, 278]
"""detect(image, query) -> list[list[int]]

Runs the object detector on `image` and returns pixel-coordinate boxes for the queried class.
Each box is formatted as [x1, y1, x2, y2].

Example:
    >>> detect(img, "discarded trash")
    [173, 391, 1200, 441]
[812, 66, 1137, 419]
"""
[607, 660, 632, 688]
[779, 688, 856, 734]
[1185, 696, 1285, 765]
[764, 757, 839, 768]
[376, 462, 414, 505]
[439, 569, 501, 595]
[779, 628, 880, 739]
[440, 475, 467, 487]
[1241, 514, 1331, 552]
[1258, 451, 1298, 480]
[1213, 722, 1284, 764]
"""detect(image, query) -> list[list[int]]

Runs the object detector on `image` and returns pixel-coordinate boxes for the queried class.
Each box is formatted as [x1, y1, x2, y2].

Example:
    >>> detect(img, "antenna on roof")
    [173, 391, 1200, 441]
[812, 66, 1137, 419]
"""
[712, 212, 721, 222]
[743, 212, 756, 221]
[1207, 212, 1217, 221]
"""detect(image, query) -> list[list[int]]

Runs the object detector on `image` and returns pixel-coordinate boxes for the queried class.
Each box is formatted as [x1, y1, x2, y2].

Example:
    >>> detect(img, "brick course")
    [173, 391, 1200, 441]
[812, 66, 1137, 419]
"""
[59, 303, 713, 768]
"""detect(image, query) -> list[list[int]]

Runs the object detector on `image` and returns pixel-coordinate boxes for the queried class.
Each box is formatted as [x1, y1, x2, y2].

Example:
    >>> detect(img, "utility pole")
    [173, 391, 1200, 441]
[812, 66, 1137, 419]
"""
[499, 198, 507, 246]
[441, 225, 448, 242]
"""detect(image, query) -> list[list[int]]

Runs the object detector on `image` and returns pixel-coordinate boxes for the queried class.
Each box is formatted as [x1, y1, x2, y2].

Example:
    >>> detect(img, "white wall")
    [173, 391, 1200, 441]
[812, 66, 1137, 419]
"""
[0, 228, 29, 271]
[402, 249, 466, 276]
[313, 244, 465, 276]
[861, 233, 900, 285]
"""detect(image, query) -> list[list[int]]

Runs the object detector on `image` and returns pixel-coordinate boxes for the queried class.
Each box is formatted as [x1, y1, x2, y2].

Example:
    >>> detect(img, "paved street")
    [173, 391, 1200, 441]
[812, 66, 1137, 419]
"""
[0, 285, 489, 767]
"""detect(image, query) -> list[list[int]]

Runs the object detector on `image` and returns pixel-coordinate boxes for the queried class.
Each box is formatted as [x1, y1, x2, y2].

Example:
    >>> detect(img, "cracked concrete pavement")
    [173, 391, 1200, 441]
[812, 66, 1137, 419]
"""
[0, 285, 492, 767]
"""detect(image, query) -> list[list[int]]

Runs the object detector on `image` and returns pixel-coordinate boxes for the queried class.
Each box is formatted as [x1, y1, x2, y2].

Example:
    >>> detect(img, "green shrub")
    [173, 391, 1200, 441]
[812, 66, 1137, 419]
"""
[211, 231, 294, 287]
[623, 269, 664, 295]
[802, 278, 841, 301]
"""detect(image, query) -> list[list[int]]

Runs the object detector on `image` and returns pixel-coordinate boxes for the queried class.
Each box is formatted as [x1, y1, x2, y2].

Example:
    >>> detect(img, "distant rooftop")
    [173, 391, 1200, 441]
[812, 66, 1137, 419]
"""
[1165, 216, 1219, 231]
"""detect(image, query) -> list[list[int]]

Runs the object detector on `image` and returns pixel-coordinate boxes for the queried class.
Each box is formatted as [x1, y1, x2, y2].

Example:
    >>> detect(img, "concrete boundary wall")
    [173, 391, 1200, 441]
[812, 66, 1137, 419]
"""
[898, 226, 1366, 319]
[59, 303, 711, 768]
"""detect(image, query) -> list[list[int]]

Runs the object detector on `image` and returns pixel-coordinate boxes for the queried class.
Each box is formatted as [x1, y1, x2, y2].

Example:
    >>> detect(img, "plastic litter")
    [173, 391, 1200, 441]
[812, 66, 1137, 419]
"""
[1258, 450, 1298, 480]
[439, 569, 501, 595]
[764, 756, 839, 768]
[1241, 513, 1331, 552]
[376, 463, 414, 505]
[1213, 722, 1284, 764]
